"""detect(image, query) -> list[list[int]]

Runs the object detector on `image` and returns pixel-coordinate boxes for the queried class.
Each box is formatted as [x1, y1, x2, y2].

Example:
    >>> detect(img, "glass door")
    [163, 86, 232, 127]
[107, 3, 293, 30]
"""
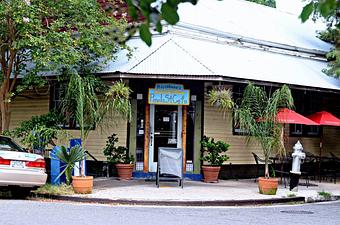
[149, 105, 182, 172]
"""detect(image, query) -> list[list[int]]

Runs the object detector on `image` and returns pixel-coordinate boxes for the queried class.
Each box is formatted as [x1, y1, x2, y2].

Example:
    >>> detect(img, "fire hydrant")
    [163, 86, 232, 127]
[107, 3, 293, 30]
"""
[290, 140, 306, 191]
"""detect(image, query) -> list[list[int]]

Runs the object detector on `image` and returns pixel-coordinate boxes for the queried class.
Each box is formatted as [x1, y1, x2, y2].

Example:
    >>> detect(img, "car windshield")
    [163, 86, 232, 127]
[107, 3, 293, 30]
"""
[0, 137, 25, 152]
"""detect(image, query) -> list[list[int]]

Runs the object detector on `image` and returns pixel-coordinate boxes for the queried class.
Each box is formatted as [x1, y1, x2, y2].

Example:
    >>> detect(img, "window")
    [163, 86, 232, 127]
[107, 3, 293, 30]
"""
[50, 83, 80, 129]
[289, 90, 321, 137]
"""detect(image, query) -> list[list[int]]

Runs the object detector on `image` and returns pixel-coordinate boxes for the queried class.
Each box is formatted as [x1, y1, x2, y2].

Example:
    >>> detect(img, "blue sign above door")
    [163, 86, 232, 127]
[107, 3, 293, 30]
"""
[148, 83, 190, 105]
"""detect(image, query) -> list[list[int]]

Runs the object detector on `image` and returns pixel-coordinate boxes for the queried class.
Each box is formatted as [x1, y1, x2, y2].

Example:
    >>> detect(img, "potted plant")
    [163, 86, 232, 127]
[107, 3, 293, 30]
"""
[201, 136, 230, 183]
[103, 134, 135, 180]
[63, 73, 131, 193]
[54, 145, 85, 188]
[234, 82, 294, 195]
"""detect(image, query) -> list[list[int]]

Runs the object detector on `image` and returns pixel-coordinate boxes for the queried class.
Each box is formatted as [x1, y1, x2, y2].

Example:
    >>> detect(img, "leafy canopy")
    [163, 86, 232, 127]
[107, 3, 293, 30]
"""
[300, 0, 340, 78]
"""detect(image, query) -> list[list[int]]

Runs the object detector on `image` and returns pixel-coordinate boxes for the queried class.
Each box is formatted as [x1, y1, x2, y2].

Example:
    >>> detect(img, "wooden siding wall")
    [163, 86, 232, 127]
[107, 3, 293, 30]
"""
[204, 97, 340, 164]
[204, 96, 263, 164]
[9, 89, 127, 161]
[10, 89, 50, 129]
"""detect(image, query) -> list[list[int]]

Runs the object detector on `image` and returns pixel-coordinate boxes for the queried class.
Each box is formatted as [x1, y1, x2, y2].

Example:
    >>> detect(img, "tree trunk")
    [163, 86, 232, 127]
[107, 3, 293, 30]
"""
[0, 81, 11, 133]
[265, 157, 270, 178]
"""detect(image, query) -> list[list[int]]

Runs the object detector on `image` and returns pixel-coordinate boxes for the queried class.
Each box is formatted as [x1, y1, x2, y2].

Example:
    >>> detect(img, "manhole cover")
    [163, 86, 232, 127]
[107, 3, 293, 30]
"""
[280, 210, 314, 214]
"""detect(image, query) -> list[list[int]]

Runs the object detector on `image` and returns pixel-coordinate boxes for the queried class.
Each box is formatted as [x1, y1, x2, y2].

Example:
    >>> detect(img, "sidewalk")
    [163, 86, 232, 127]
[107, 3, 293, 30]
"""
[56, 177, 340, 206]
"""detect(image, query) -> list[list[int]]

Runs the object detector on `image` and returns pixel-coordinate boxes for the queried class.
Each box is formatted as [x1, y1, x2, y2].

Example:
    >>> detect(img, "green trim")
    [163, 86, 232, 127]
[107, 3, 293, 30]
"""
[193, 101, 202, 174]
[129, 99, 137, 158]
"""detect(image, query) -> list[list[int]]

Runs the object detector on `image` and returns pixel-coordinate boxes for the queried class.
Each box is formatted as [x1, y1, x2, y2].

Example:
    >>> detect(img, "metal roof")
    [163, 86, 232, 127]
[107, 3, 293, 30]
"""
[101, 32, 340, 91]
[100, 0, 339, 91]
[177, 0, 332, 52]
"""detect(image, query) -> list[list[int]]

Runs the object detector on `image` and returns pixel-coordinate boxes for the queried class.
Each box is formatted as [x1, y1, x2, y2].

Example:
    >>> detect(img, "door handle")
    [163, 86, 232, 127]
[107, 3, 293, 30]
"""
[150, 131, 153, 147]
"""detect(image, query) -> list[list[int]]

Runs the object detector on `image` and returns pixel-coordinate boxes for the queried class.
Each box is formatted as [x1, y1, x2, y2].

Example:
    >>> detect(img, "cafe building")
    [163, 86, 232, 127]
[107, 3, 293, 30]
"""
[9, 0, 340, 179]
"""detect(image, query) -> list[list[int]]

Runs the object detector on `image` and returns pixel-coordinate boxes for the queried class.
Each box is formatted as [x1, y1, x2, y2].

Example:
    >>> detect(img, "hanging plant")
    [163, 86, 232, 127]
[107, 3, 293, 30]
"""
[207, 86, 234, 112]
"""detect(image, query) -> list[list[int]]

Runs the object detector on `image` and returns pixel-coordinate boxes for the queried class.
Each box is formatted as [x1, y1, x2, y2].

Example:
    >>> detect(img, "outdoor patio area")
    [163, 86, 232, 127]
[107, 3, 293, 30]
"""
[74, 177, 340, 202]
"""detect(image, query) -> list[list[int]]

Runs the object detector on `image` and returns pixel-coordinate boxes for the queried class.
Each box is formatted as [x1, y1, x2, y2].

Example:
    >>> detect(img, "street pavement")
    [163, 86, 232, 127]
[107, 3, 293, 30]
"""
[0, 199, 339, 225]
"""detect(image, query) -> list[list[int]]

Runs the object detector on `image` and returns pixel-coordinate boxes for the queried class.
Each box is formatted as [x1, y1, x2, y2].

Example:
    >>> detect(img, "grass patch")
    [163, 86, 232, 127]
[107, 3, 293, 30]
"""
[287, 193, 296, 197]
[33, 184, 75, 196]
[318, 191, 332, 200]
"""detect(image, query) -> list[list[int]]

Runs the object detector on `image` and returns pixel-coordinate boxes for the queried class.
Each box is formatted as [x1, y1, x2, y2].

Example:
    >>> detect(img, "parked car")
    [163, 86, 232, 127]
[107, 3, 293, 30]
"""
[0, 135, 47, 197]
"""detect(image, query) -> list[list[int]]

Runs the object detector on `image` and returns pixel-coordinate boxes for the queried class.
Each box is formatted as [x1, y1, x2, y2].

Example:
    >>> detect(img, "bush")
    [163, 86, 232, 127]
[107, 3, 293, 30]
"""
[201, 136, 230, 166]
[103, 134, 134, 164]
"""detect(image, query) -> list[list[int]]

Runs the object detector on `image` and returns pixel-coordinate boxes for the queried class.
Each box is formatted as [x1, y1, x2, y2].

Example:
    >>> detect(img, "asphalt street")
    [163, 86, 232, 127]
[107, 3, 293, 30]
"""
[0, 199, 339, 225]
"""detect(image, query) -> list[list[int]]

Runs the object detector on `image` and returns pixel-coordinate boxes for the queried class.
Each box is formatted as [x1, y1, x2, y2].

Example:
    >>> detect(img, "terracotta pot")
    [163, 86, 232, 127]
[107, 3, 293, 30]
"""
[116, 164, 134, 180]
[258, 177, 278, 195]
[72, 176, 93, 194]
[202, 166, 221, 183]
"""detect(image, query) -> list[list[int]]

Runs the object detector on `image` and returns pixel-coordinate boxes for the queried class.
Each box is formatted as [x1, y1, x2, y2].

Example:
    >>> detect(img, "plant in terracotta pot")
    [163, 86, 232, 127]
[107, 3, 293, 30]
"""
[201, 136, 230, 183]
[63, 72, 131, 193]
[103, 134, 135, 180]
[234, 82, 294, 195]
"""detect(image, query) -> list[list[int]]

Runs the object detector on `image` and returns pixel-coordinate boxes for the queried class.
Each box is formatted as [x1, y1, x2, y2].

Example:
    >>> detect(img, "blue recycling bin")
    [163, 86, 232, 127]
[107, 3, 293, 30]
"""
[50, 139, 85, 184]
[69, 138, 86, 176]
[50, 146, 66, 185]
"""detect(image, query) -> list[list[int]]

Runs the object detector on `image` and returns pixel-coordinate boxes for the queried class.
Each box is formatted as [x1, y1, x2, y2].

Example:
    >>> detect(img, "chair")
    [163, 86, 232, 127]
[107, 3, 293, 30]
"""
[156, 147, 184, 188]
[252, 152, 272, 182]
[329, 153, 340, 184]
[300, 154, 316, 187]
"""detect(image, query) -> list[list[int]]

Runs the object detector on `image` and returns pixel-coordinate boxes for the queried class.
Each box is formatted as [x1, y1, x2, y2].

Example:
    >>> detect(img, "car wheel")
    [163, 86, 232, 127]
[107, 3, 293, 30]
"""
[11, 188, 32, 199]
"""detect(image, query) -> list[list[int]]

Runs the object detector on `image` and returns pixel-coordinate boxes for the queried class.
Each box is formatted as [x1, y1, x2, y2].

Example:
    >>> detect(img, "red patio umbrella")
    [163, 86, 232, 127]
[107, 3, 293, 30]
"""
[276, 108, 318, 152]
[307, 111, 340, 182]
[276, 108, 319, 125]
[307, 111, 340, 126]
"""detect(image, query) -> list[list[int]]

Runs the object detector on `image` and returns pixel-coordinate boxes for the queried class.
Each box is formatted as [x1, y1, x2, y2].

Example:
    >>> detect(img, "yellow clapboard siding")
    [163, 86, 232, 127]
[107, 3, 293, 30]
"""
[204, 97, 263, 165]
[9, 89, 128, 161]
[10, 89, 50, 129]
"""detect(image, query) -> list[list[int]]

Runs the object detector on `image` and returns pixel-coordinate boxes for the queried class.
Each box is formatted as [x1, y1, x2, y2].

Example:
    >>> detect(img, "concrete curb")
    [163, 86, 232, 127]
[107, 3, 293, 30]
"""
[33, 194, 305, 206]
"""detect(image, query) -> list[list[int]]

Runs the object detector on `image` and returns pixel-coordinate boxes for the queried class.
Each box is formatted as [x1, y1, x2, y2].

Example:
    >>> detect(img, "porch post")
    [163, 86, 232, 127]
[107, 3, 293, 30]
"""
[194, 101, 202, 174]
[182, 106, 187, 173]
[143, 104, 150, 172]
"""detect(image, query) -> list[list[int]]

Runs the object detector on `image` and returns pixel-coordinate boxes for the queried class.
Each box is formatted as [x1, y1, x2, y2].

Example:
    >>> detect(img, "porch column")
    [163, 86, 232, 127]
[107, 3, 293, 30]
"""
[143, 104, 150, 172]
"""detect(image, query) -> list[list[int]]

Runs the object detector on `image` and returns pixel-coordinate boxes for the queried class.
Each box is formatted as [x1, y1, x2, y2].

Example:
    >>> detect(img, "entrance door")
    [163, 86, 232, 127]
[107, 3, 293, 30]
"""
[149, 105, 182, 172]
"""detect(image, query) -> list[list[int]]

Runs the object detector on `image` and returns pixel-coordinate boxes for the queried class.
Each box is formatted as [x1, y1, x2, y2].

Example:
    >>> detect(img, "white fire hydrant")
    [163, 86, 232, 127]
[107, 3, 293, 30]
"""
[290, 140, 306, 191]
[291, 140, 306, 174]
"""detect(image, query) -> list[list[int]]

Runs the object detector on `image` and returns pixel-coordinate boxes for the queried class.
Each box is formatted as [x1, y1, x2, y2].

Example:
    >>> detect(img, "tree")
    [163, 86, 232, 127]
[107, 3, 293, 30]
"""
[0, 0, 129, 132]
[63, 72, 131, 176]
[234, 83, 294, 178]
[300, 0, 340, 78]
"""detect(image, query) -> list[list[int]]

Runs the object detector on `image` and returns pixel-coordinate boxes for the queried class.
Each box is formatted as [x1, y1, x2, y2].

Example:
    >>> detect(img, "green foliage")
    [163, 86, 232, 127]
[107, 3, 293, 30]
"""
[13, 111, 63, 137]
[126, 0, 198, 46]
[54, 145, 85, 185]
[0, 0, 130, 131]
[12, 111, 64, 149]
[234, 82, 294, 177]
[300, 0, 340, 78]
[21, 126, 59, 151]
[318, 191, 332, 199]
[207, 87, 234, 112]
[103, 134, 134, 164]
[201, 136, 230, 166]
[246, 0, 276, 8]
